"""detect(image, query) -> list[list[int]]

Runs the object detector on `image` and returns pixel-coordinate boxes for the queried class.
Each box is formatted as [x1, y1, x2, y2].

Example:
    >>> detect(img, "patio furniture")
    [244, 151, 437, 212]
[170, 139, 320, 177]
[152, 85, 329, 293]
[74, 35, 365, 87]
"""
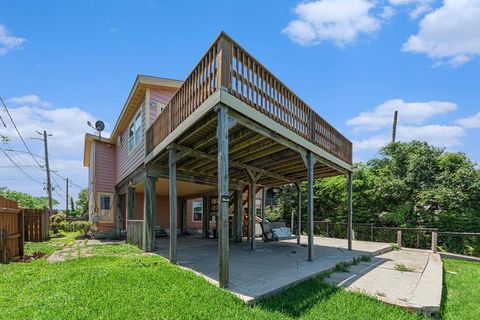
[260, 222, 299, 242]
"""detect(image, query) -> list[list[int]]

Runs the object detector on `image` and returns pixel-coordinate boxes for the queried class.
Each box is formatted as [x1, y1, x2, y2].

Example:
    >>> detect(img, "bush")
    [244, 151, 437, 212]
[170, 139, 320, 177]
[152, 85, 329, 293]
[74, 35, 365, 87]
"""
[71, 221, 93, 237]
[50, 212, 66, 234]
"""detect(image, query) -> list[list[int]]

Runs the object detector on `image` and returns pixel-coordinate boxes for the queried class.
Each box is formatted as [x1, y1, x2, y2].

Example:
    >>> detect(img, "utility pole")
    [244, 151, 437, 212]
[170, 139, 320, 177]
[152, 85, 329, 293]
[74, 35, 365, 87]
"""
[37, 130, 53, 212]
[65, 178, 69, 215]
[392, 110, 398, 143]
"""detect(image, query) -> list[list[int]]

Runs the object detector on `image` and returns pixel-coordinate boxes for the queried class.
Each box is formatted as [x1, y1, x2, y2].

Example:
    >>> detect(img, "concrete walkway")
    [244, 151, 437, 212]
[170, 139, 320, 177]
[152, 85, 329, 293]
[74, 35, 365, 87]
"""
[325, 248, 443, 316]
[154, 236, 391, 303]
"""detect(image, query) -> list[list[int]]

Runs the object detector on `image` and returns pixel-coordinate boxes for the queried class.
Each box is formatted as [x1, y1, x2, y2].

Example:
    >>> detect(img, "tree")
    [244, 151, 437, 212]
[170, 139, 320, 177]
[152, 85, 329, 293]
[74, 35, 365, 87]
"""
[76, 188, 89, 215]
[0, 187, 59, 208]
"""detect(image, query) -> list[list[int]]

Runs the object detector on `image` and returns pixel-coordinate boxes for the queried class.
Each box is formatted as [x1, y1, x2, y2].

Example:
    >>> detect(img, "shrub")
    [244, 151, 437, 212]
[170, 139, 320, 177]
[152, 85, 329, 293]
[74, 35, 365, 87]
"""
[50, 212, 66, 234]
[72, 221, 93, 237]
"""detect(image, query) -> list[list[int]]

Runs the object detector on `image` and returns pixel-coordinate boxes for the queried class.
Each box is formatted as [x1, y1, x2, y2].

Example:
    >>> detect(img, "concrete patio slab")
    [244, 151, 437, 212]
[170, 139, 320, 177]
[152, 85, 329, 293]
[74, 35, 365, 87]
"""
[325, 248, 442, 316]
[154, 236, 392, 303]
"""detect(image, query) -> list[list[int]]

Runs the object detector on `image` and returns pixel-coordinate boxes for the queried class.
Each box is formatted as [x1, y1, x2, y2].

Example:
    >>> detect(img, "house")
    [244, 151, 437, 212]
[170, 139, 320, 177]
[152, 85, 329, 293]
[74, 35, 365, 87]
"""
[83, 32, 353, 288]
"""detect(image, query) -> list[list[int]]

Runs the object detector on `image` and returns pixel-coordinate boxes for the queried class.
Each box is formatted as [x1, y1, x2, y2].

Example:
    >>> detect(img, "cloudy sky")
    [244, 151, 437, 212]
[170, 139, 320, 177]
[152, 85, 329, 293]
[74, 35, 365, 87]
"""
[0, 0, 479, 206]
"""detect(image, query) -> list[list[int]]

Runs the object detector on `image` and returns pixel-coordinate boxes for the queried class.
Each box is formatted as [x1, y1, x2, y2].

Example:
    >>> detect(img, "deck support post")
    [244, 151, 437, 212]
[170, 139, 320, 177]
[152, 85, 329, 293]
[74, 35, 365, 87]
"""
[115, 193, 122, 239]
[249, 181, 256, 250]
[168, 146, 178, 263]
[202, 196, 209, 238]
[143, 175, 157, 252]
[295, 182, 302, 245]
[347, 171, 353, 251]
[261, 187, 267, 221]
[127, 187, 135, 221]
[306, 151, 316, 261]
[233, 188, 243, 242]
[217, 104, 229, 288]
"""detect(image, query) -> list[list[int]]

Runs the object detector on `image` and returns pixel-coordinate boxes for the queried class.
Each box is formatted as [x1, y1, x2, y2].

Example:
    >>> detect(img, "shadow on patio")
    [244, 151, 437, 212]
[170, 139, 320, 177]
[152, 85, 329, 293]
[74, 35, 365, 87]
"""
[153, 236, 392, 302]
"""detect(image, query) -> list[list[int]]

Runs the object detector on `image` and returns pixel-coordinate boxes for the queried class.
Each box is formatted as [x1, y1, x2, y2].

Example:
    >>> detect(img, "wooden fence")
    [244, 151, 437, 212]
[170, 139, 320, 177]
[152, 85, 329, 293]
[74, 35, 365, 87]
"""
[146, 33, 352, 165]
[126, 220, 144, 249]
[0, 196, 49, 263]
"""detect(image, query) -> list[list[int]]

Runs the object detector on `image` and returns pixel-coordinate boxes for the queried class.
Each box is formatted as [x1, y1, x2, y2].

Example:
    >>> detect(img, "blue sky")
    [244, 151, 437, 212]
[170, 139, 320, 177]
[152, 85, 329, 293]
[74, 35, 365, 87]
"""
[0, 0, 479, 205]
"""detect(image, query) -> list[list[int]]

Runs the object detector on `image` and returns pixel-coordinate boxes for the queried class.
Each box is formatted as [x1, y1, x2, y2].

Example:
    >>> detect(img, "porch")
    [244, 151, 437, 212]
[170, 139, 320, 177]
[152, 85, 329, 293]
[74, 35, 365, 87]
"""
[122, 32, 355, 289]
[154, 236, 391, 303]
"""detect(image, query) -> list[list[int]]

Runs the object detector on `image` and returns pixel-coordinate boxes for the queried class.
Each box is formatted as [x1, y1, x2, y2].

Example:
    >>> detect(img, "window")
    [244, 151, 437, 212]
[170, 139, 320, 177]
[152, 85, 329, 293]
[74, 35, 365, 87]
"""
[192, 201, 202, 222]
[128, 110, 142, 152]
[100, 194, 111, 210]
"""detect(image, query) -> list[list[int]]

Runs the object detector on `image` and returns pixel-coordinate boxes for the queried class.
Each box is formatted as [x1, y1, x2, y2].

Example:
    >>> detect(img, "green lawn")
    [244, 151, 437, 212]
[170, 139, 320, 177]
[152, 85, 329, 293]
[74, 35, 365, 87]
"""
[0, 234, 477, 319]
[442, 258, 480, 320]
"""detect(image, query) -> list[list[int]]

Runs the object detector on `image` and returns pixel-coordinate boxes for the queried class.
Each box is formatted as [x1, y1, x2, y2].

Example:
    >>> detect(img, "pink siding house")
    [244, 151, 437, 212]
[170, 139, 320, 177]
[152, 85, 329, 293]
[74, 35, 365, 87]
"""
[83, 75, 264, 239]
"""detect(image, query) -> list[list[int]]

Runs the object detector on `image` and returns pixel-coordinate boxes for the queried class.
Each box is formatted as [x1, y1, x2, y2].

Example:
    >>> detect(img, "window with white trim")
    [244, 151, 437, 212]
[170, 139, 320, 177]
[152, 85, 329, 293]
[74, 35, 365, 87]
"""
[192, 201, 202, 222]
[128, 109, 142, 152]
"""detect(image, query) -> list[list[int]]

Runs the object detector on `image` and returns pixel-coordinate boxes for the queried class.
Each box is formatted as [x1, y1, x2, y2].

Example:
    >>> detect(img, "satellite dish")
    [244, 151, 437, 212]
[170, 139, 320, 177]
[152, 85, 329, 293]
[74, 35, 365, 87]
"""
[95, 120, 105, 132]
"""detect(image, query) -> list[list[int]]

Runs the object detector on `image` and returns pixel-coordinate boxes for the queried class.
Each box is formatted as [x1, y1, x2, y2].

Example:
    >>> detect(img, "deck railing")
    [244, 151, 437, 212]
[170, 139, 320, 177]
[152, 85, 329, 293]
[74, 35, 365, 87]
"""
[146, 33, 352, 164]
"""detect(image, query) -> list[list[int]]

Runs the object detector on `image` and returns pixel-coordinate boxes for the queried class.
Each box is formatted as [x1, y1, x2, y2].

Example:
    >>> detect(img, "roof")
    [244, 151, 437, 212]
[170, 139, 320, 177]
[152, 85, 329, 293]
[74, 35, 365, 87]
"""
[109, 75, 182, 143]
[83, 75, 182, 167]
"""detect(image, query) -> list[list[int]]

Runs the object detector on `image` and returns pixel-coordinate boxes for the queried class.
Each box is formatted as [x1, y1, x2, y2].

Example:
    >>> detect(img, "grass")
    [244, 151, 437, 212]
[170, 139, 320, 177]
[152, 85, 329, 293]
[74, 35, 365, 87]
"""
[0, 235, 421, 320]
[1, 235, 477, 319]
[442, 258, 480, 320]
[394, 263, 416, 272]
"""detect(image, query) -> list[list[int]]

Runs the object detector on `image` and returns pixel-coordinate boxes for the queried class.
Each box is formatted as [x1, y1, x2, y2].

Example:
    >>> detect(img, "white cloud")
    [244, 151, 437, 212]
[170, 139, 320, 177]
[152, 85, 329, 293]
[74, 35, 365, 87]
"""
[0, 96, 105, 203]
[397, 124, 465, 147]
[402, 0, 480, 66]
[283, 0, 381, 46]
[354, 135, 390, 151]
[456, 112, 480, 129]
[0, 24, 26, 55]
[389, 0, 433, 19]
[353, 124, 465, 151]
[7, 94, 51, 108]
[346, 99, 457, 131]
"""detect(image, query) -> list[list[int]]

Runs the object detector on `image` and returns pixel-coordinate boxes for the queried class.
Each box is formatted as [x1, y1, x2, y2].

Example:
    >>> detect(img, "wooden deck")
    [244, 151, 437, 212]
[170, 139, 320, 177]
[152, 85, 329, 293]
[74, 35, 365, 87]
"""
[144, 33, 352, 187]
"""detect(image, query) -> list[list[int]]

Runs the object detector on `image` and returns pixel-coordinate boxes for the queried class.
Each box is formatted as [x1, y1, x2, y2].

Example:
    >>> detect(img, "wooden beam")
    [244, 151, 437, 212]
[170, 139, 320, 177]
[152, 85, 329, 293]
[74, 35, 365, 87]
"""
[233, 189, 242, 242]
[115, 193, 122, 239]
[202, 196, 209, 238]
[143, 175, 157, 252]
[217, 104, 229, 288]
[169, 147, 177, 263]
[228, 110, 308, 159]
[171, 143, 294, 184]
[248, 180, 257, 250]
[347, 172, 353, 251]
[127, 187, 135, 220]
[307, 151, 316, 261]
[295, 182, 302, 245]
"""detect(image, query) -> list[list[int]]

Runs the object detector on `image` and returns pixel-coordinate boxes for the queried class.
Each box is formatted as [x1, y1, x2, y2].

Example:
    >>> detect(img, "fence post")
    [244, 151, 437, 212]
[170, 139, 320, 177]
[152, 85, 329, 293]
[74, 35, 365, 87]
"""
[397, 230, 402, 248]
[18, 211, 24, 257]
[370, 224, 374, 242]
[432, 231, 438, 253]
[42, 208, 50, 241]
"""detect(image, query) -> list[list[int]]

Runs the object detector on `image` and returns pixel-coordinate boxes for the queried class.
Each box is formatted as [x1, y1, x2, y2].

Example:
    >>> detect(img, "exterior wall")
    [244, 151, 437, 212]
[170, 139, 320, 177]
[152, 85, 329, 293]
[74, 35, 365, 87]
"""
[115, 88, 176, 185]
[115, 102, 146, 185]
[90, 141, 116, 238]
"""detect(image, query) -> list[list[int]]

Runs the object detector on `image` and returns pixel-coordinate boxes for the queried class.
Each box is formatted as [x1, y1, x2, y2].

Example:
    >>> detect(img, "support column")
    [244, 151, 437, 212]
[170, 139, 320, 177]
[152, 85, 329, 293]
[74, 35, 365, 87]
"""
[202, 196, 209, 238]
[127, 187, 135, 221]
[295, 182, 302, 245]
[217, 105, 229, 288]
[347, 171, 353, 251]
[115, 193, 122, 239]
[169, 147, 177, 263]
[261, 187, 267, 221]
[249, 182, 256, 250]
[233, 189, 243, 242]
[306, 151, 316, 261]
[143, 175, 157, 252]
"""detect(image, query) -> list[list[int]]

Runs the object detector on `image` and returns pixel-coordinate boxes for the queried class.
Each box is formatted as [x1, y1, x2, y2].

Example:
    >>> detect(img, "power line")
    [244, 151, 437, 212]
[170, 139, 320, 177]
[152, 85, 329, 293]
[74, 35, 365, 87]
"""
[0, 147, 43, 184]
[0, 97, 44, 169]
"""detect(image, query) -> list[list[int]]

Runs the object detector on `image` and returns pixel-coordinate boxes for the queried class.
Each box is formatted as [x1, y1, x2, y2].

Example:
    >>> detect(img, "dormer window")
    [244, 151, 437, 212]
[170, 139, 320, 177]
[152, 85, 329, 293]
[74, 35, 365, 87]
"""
[128, 109, 142, 152]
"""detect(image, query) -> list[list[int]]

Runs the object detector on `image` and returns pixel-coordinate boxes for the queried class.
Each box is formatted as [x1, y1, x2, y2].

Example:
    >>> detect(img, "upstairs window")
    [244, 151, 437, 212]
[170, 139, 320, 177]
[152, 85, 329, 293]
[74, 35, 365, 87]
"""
[128, 110, 142, 152]
[192, 201, 202, 222]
